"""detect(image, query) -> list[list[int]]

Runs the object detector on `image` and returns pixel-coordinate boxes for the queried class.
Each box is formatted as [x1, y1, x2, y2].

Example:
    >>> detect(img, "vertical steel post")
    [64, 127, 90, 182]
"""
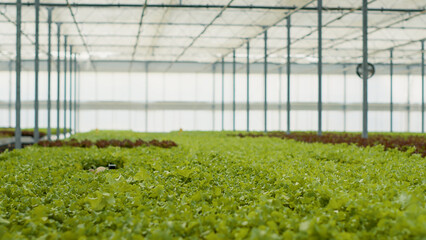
[246, 41, 250, 132]
[15, 0, 22, 149]
[145, 62, 149, 132]
[47, 8, 52, 141]
[221, 57, 225, 131]
[362, 0, 368, 139]
[278, 67, 282, 130]
[246, 42, 250, 132]
[212, 64, 216, 131]
[34, 0, 40, 142]
[407, 66, 410, 132]
[264, 30, 268, 133]
[390, 49, 393, 132]
[74, 55, 77, 134]
[8, 61, 12, 127]
[69, 46, 72, 134]
[63, 36, 67, 137]
[127, 72, 131, 129]
[233, 50, 236, 131]
[317, 0, 323, 136]
[94, 73, 98, 129]
[343, 65, 347, 132]
[56, 23, 61, 139]
[287, 17, 291, 135]
[422, 40, 425, 133]
[77, 64, 80, 132]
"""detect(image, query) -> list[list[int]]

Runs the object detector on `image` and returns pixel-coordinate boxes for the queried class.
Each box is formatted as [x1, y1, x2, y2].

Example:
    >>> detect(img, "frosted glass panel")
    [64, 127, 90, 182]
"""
[0, 70, 424, 133]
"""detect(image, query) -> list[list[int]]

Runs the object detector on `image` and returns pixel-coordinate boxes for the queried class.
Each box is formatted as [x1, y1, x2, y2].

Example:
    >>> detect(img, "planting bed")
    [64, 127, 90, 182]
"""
[0, 129, 47, 139]
[0, 128, 76, 153]
[0, 142, 33, 154]
[0, 128, 65, 139]
[37, 138, 178, 149]
[237, 132, 426, 157]
[0, 131, 425, 239]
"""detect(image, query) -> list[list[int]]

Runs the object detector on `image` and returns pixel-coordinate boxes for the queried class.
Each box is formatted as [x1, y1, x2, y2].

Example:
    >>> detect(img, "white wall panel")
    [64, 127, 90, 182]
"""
[0, 70, 424, 133]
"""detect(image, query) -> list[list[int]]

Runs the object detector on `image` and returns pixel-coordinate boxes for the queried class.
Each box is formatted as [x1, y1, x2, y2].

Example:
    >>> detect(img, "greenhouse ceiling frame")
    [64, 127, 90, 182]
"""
[1, 2, 424, 13]
[1, 2, 424, 65]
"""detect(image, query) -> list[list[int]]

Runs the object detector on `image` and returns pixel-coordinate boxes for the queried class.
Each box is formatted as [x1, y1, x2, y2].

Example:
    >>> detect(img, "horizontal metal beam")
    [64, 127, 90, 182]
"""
[0, 101, 423, 112]
[0, 52, 421, 66]
[4, 43, 422, 53]
[0, 2, 423, 13]
[0, 60, 423, 75]
[1, 20, 424, 31]
[0, 32, 420, 42]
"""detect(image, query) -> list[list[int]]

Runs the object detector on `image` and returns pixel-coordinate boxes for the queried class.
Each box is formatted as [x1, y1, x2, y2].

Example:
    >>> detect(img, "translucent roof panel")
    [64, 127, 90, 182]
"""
[0, 0, 424, 66]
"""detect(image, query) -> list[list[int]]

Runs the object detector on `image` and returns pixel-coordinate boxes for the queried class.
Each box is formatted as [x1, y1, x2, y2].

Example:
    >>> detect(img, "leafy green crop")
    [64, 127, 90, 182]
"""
[236, 131, 426, 157]
[0, 131, 425, 239]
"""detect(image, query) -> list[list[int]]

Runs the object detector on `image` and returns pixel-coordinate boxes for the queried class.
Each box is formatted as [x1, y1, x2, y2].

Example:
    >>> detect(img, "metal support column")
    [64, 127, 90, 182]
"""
[232, 50, 236, 132]
[422, 40, 425, 133]
[343, 65, 347, 132]
[212, 64, 216, 131]
[278, 67, 282, 130]
[286, 17, 291, 135]
[390, 49, 393, 132]
[145, 62, 149, 132]
[77, 64, 80, 132]
[69, 46, 73, 134]
[221, 57, 225, 131]
[8, 61, 12, 127]
[246, 42, 250, 132]
[407, 66, 410, 132]
[74, 55, 77, 134]
[317, 0, 323, 136]
[362, 0, 368, 138]
[47, 8, 52, 141]
[34, 0, 40, 142]
[63, 36, 67, 137]
[127, 72, 131, 130]
[264, 30, 268, 133]
[15, 0, 22, 149]
[56, 23, 61, 139]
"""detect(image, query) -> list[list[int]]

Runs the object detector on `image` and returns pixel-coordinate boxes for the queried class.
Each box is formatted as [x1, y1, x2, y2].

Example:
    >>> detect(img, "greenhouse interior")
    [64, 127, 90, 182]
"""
[0, 0, 425, 239]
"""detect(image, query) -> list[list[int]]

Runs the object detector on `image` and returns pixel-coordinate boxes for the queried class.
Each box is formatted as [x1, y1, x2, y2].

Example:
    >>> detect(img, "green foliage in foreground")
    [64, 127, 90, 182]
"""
[0, 131, 425, 239]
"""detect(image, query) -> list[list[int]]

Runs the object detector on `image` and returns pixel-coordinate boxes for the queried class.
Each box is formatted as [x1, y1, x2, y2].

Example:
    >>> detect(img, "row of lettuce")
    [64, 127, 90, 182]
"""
[0, 131, 425, 239]
[237, 131, 426, 157]
[0, 128, 65, 139]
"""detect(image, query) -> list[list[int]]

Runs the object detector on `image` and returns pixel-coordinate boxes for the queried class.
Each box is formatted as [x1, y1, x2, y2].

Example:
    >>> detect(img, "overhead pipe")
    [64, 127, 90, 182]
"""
[1, 2, 423, 13]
